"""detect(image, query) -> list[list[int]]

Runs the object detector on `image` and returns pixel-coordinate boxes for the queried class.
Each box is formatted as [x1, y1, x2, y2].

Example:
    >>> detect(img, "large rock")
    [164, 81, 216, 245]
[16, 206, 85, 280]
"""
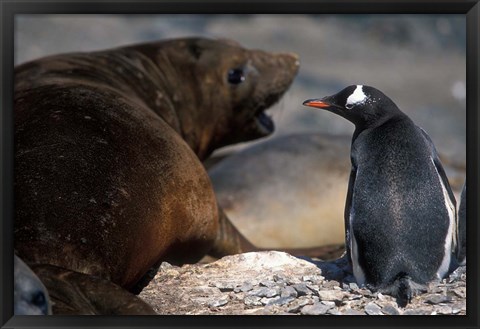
[139, 251, 466, 315]
[139, 251, 324, 315]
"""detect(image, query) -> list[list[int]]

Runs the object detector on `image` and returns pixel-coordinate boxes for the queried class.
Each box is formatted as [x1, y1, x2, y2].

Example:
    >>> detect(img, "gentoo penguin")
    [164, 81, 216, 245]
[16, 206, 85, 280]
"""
[456, 182, 466, 265]
[303, 85, 457, 307]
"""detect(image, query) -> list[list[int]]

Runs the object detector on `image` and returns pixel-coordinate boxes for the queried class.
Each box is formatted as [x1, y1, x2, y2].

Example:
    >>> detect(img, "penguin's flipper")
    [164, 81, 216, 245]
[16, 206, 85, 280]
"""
[420, 127, 458, 263]
[419, 128, 457, 209]
[344, 166, 357, 264]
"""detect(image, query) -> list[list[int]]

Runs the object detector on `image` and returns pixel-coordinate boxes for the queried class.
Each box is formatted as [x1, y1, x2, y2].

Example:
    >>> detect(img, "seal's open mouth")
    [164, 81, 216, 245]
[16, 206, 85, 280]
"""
[254, 108, 274, 135]
[253, 93, 282, 135]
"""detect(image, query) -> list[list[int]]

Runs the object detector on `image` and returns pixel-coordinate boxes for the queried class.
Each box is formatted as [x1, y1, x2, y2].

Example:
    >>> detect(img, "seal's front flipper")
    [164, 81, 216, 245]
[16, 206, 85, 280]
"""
[207, 206, 257, 259]
[31, 264, 157, 315]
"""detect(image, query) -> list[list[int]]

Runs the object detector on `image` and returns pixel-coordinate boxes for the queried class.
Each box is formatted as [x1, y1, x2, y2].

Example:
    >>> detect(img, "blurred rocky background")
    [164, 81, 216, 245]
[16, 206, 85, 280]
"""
[16, 14, 466, 250]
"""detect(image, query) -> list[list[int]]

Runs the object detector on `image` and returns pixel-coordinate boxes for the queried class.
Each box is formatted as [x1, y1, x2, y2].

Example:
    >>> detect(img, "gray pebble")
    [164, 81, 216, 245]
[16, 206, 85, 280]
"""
[292, 283, 311, 297]
[453, 288, 466, 298]
[159, 262, 174, 270]
[281, 286, 298, 298]
[208, 296, 229, 308]
[451, 301, 466, 314]
[301, 275, 324, 284]
[448, 265, 466, 283]
[349, 282, 359, 290]
[190, 286, 222, 295]
[301, 302, 333, 315]
[365, 302, 383, 315]
[260, 297, 270, 305]
[248, 287, 278, 298]
[259, 279, 276, 288]
[273, 274, 289, 284]
[266, 296, 296, 306]
[321, 301, 336, 308]
[424, 294, 451, 305]
[286, 298, 312, 313]
[306, 283, 320, 295]
[317, 290, 345, 302]
[214, 281, 236, 292]
[344, 308, 365, 315]
[323, 280, 341, 288]
[234, 281, 254, 293]
[434, 305, 453, 314]
[403, 308, 432, 315]
[381, 304, 400, 315]
[327, 308, 342, 315]
[244, 295, 262, 306]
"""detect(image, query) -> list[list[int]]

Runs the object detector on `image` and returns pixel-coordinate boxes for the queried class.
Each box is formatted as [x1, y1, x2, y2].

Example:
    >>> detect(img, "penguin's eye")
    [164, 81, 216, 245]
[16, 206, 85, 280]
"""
[227, 68, 245, 84]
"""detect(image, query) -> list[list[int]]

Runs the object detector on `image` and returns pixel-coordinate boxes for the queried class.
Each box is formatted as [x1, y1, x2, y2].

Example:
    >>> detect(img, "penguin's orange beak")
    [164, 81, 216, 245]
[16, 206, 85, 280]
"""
[302, 99, 331, 108]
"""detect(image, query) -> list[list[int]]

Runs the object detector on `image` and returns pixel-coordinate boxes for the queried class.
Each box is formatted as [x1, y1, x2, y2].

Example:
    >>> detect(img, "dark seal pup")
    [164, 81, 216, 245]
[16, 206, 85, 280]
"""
[14, 37, 299, 314]
[303, 85, 457, 307]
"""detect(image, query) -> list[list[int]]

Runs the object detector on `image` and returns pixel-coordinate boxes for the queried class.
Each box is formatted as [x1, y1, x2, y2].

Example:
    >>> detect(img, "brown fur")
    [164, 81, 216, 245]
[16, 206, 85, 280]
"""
[14, 37, 298, 314]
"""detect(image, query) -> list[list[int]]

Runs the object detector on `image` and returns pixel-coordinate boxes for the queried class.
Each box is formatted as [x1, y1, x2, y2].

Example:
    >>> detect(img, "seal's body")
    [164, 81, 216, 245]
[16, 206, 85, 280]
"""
[14, 38, 299, 313]
[303, 85, 457, 307]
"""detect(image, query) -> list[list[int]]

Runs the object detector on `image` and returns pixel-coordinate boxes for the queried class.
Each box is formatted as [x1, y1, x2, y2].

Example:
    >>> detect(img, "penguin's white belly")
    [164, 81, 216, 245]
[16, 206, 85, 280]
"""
[349, 210, 366, 286]
[431, 157, 456, 280]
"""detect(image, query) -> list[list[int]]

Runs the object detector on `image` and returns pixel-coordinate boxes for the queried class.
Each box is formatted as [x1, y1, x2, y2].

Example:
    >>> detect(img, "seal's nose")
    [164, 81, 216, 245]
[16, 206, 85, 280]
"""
[286, 52, 300, 67]
[276, 52, 300, 75]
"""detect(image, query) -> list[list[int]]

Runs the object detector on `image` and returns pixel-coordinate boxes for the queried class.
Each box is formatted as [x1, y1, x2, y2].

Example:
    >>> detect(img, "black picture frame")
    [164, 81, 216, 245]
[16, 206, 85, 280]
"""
[1, 1, 478, 329]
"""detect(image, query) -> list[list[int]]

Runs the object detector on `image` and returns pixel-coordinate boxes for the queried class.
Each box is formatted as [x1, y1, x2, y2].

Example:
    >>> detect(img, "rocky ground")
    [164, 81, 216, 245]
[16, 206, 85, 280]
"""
[139, 251, 466, 316]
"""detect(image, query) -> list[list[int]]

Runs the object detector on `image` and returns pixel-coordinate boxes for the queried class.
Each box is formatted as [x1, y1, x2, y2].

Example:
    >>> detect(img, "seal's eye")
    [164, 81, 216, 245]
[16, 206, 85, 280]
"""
[227, 68, 245, 84]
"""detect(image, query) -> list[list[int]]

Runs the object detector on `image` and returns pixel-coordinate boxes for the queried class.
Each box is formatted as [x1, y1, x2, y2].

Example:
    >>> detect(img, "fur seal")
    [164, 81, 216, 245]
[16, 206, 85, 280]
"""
[14, 255, 52, 315]
[304, 85, 457, 307]
[14, 37, 299, 314]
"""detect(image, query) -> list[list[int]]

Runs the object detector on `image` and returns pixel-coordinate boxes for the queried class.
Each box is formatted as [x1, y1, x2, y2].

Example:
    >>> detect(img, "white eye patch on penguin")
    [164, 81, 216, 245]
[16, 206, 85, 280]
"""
[345, 85, 368, 109]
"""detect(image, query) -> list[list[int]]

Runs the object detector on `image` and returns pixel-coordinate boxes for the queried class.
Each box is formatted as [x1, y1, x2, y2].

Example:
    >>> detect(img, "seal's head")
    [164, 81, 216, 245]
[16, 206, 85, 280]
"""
[135, 38, 300, 158]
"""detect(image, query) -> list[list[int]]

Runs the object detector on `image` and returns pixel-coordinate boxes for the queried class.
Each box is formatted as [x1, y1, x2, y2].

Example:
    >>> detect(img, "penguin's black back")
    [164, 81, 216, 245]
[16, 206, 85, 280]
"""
[350, 114, 451, 286]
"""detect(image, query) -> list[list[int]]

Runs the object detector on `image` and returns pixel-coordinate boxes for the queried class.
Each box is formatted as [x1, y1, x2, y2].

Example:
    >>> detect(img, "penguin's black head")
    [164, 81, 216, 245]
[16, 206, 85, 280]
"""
[303, 85, 401, 128]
